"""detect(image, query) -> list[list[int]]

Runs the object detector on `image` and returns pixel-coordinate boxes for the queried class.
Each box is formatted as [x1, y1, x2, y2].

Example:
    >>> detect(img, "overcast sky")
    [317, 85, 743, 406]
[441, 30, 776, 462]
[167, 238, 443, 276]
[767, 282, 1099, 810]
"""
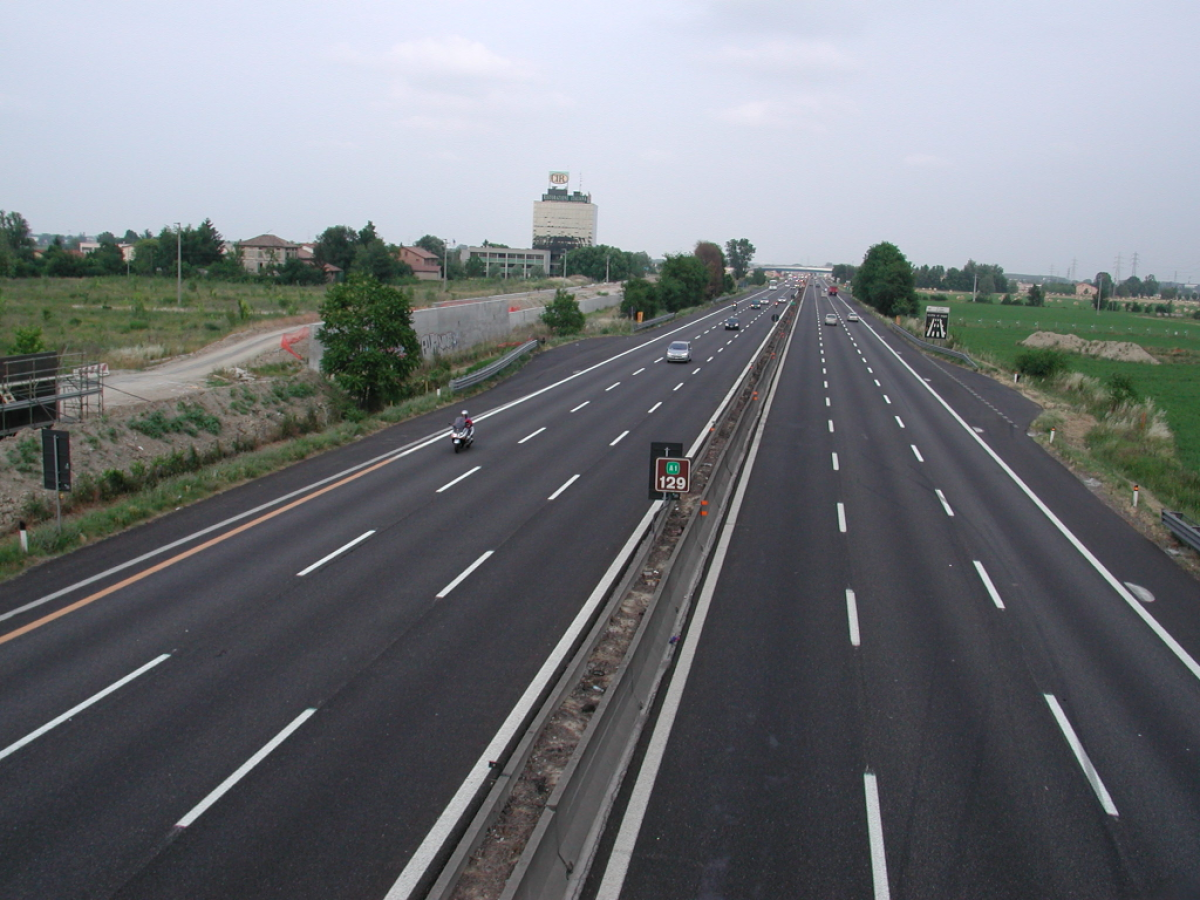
[4, 0, 1197, 280]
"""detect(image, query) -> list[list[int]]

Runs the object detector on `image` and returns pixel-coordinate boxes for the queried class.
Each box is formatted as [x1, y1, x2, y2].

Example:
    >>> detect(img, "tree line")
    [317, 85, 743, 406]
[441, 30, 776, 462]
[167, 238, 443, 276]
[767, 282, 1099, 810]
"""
[618, 239, 752, 321]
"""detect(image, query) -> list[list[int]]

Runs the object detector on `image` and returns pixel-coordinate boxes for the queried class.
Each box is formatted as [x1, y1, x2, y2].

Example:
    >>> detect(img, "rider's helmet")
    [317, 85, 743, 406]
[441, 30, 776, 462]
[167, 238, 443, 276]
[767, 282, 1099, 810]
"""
[462, 410, 469, 416]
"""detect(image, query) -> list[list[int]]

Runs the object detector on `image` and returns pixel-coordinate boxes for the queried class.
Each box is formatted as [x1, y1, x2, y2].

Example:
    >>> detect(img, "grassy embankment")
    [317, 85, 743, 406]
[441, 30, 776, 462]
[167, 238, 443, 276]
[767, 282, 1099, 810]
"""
[915, 294, 1200, 520]
[0, 273, 585, 367]
[0, 280, 626, 582]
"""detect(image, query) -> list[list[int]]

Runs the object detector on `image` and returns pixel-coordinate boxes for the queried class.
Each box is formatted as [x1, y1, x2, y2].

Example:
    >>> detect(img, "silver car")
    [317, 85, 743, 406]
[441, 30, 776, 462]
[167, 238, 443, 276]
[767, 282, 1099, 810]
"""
[666, 340, 692, 362]
[824, 313, 838, 326]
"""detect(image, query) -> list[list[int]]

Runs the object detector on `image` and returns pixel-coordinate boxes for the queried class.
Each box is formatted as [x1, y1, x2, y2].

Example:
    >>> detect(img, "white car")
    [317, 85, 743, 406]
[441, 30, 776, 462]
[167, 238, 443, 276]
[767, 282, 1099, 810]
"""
[847, 312, 859, 322]
[666, 340, 692, 362]
[824, 313, 838, 326]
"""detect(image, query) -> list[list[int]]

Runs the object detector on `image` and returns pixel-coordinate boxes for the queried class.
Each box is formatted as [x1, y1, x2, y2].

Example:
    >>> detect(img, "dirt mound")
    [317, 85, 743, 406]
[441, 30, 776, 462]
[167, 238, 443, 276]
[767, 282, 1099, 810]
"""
[1020, 331, 1159, 364]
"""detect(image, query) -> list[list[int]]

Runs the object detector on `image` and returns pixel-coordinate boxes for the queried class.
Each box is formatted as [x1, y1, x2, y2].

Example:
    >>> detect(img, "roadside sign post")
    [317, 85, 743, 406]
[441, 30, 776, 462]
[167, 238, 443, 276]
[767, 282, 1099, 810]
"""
[925, 305, 949, 340]
[648, 441, 685, 500]
[41, 428, 71, 533]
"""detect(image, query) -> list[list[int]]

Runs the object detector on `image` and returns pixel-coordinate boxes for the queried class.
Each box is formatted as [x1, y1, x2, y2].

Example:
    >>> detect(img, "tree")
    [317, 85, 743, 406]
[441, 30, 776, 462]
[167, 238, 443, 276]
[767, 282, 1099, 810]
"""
[464, 255, 486, 278]
[317, 274, 421, 411]
[188, 218, 225, 267]
[693, 241, 726, 300]
[1026, 284, 1045, 307]
[314, 225, 359, 274]
[657, 254, 710, 312]
[725, 238, 755, 281]
[0, 210, 36, 276]
[750, 267, 766, 286]
[831, 263, 857, 283]
[274, 257, 326, 285]
[85, 240, 126, 276]
[565, 244, 631, 282]
[358, 221, 378, 246]
[1094, 272, 1113, 308]
[1143, 275, 1160, 298]
[351, 239, 412, 283]
[621, 276, 659, 319]
[42, 238, 85, 277]
[415, 235, 446, 263]
[541, 288, 586, 334]
[12, 326, 47, 354]
[853, 242, 918, 317]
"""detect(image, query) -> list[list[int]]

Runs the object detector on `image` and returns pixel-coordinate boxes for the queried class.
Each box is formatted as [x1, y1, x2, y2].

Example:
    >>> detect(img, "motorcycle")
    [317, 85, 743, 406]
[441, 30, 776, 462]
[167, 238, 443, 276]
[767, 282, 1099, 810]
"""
[451, 416, 475, 453]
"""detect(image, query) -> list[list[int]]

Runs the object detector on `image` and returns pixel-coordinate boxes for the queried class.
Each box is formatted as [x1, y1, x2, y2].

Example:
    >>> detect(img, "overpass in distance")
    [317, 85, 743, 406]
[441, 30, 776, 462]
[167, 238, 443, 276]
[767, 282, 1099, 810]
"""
[761, 263, 834, 276]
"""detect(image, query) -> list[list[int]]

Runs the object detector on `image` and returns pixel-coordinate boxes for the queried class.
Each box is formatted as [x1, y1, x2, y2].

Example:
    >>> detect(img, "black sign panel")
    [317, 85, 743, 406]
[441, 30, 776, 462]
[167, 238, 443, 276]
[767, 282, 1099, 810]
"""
[42, 428, 71, 492]
[648, 441, 684, 500]
[924, 306, 949, 340]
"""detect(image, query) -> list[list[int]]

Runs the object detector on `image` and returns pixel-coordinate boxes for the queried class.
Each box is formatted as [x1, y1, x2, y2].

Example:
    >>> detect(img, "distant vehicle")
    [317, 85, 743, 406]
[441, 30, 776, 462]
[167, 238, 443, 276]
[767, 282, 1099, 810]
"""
[847, 312, 859, 322]
[828, 285, 839, 296]
[725, 317, 740, 330]
[824, 313, 839, 326]
[769, 279, 778, 290]
[666, 340, 692, 362]
[750, 300, 761, 309]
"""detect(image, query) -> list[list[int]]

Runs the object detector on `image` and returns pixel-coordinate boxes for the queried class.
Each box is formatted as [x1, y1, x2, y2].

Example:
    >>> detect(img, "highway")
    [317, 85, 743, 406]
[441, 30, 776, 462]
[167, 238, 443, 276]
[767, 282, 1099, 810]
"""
[0, 288, 790, 899]
[586, 282, 1200, 898]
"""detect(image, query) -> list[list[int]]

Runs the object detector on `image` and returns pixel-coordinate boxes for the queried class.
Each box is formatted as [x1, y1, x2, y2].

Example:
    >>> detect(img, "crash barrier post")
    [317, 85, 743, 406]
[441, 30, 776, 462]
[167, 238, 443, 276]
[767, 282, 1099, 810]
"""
[1163, 510, 1200, 553]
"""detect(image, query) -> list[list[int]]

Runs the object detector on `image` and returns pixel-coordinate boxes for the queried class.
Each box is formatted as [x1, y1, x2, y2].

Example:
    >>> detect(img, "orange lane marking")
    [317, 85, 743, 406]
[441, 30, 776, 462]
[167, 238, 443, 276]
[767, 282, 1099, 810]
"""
[0, 455, 398, 647]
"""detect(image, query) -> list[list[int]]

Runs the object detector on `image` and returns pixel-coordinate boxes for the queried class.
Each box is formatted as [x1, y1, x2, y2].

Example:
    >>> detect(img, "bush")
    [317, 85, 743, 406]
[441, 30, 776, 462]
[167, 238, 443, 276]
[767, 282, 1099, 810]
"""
[1015, 348, 1069, 379]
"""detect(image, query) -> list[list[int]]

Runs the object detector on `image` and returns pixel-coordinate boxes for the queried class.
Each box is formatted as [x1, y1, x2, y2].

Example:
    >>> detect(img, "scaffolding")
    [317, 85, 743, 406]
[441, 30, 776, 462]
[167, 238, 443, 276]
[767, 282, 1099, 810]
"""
[0, 352, 105, 438]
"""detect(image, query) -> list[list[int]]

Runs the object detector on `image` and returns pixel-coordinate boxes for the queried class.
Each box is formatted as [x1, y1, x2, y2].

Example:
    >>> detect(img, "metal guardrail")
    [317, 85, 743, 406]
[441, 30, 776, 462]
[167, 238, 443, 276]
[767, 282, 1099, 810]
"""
[887, 320, 979, 368]
[1163, 510, 1200, 552]
[633, 312, 676, 332]
[500, 307, 796, 900]
[449, 340, 540, 392]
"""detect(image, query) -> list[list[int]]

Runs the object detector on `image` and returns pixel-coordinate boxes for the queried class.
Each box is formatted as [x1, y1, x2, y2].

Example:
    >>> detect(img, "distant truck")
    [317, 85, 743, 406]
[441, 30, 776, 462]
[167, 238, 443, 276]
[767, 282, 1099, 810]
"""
[828, 284, 838, 297]
[769, 279, 778, 290]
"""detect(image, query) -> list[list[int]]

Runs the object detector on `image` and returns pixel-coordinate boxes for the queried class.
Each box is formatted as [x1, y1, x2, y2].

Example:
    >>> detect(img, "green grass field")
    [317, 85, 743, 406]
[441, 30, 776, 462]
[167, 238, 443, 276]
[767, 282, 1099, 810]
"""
[0, 274, 575, 369]
[926, 295, 1200, 472]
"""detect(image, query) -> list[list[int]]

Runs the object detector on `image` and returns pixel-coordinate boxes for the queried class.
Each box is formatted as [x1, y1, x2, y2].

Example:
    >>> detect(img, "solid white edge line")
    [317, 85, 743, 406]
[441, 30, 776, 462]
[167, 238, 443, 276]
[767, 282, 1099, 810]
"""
[570, 401, 589, 413]
[846, 588, 861, 647]
[864, 771, 892, 899]
[596, 302, 797, 900]
[610, 430, 630, 447]
[436, 550, 494, 599]
[838, 502, 847, 533]
[935, 488, 955, 517]
[518, 427, 547, 444]
[0, 654, 171, 762]
[859, 317, 1200, 683]
[435, 465, 482, 494]
[1043, 694, 1119, 817]
[974, 560, 1006, 610]
[176, 707, 316, 828]
[297, 530, 376, 577]
[8, 303, 750, 624]
[386, 302, 792, 900]
[548, 474, 580, 500]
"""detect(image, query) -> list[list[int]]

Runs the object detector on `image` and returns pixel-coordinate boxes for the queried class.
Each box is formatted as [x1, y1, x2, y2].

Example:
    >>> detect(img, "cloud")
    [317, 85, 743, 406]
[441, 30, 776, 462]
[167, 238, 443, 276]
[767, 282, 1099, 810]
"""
[714, 39, 859, 79]
[329, 36, 550, 131]
[903, 153, 952, 168]
[713, 95, 840, 129]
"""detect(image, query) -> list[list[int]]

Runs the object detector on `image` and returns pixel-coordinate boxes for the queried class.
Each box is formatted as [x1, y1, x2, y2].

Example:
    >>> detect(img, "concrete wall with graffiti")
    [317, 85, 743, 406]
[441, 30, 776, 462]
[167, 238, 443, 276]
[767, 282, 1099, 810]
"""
[309, 287, 624, 371]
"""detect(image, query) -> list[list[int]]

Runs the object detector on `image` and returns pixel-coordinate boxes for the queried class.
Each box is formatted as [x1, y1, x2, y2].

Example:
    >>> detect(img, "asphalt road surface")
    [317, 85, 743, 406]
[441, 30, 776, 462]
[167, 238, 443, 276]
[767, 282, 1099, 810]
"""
[0, 286, 790, 900]
[587, 282, 1200, 899]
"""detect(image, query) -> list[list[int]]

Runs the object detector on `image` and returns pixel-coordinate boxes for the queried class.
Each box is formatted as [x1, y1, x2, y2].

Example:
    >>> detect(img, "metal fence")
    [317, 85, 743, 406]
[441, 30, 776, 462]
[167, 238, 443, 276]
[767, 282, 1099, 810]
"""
[888, 321, 979, 368]
[448, 340, 540, 392]
[1163, 510, 1200, 553]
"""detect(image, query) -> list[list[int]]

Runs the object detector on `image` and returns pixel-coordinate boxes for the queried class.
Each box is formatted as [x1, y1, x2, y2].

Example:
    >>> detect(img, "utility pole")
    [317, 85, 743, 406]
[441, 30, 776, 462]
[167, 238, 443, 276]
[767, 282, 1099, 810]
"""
[175, 222, 182, 306]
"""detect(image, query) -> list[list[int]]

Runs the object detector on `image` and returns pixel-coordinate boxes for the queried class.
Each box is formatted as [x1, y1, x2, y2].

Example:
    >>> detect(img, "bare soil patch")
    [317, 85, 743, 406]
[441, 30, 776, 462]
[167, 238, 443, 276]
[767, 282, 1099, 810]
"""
[1020, 331, 1159, 364]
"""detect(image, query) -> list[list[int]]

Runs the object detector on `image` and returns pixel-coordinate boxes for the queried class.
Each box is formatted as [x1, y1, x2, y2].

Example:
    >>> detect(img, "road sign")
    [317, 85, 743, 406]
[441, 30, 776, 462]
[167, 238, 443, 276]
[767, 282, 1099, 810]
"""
[648, 441, 684, 499]
[41, 428, 70, 492]
[654, 457, 691, 495]
[925, 305, 949, 340]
